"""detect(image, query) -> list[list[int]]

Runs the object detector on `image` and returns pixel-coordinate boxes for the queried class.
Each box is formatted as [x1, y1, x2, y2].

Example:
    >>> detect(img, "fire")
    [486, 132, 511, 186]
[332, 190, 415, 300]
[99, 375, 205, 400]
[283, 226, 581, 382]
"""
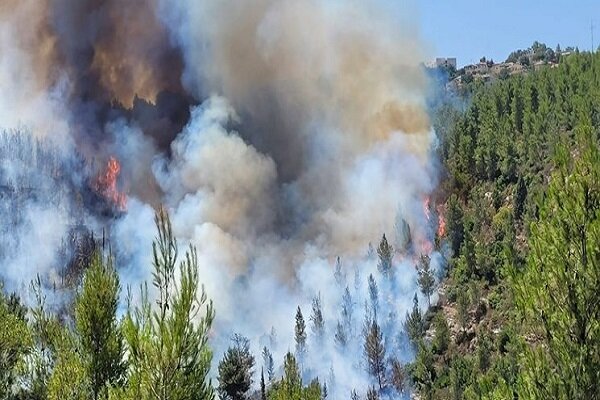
[94, 156, 127, 211]
[437, 211, 446, 238]
[424, 196, 447, 240]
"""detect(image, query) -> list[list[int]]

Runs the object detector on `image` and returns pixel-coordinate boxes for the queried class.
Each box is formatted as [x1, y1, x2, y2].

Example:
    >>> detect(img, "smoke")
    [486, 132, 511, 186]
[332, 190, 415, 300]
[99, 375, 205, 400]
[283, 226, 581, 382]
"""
[0, 0, 446, 398]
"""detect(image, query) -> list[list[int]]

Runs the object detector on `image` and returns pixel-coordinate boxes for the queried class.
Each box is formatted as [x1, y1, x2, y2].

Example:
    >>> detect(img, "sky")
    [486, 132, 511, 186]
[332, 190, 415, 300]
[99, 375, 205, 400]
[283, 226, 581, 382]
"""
[415, 0, 600, 67]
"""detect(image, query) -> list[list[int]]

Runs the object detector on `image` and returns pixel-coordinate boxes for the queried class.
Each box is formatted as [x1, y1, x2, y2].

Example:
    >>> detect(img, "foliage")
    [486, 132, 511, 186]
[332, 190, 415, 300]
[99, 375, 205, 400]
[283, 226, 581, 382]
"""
[267, 353, 321, 400]
[120, 208, 215, 400]
[0, 289, 32, 399]
[294, 306, 307, 362]
[75, 251, 125, 399]
[513, 130, 600, 399]
[423, 49, 600, 400]
[261, 347, 274, 382]
[364, 321, 385, 389]
[432, 313, 450, 354]
[217, 334, 255, 400]
[404, 294, 423, 347]
[376, 234, 393, 277]
[309, 295, 325, 344]
[417, 255, 435, 307]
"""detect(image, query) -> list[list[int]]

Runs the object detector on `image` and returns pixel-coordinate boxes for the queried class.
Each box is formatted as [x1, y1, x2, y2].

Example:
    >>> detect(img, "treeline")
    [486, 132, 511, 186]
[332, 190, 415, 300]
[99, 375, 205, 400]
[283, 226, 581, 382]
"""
[1, 209, 215, 400]
[1, 205, 442, 400]
[417, 50, 600, 399]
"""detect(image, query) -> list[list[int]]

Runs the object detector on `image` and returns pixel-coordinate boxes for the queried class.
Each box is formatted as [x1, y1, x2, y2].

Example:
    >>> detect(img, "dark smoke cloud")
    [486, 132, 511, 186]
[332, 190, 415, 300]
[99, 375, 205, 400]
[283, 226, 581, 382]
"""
[0, 0, 447, 397]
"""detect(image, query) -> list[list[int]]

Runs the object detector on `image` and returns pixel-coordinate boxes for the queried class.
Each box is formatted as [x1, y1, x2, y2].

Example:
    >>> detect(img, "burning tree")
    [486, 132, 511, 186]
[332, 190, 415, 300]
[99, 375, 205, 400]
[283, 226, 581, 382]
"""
[93, 157, 127, 212]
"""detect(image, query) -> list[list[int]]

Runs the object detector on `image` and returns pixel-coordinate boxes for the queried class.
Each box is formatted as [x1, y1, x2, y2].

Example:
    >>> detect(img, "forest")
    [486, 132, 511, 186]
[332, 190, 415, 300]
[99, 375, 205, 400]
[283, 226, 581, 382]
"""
[1, 50, 600, 400]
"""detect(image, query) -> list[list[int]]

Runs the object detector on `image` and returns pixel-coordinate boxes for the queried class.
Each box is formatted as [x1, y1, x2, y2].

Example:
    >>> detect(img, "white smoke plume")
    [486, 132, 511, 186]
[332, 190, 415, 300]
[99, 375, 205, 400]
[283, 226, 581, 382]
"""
[0, 0, 446, 398]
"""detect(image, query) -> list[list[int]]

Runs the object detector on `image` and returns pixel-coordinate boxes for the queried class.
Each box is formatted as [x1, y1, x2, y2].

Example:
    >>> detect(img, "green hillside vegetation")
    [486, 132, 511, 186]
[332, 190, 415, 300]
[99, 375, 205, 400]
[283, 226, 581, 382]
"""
[417, 49, 600, 399]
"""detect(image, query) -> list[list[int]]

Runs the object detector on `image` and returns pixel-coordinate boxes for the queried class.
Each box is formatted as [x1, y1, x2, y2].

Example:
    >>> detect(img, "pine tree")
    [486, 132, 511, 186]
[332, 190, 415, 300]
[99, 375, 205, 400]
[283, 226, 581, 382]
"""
[417, 255, 435, 307]
[310, 295, 325, 344]
[364, 321, 385, 390]
[260, 369, 266, 400]
[333, 321, 347, 349]
[366, 386, 379, 400]
[294, 307, 307, 362]
[513, 176, 528, 221]
[262, 346, 274, 382]
[394, 215, 412, 253]
[217, 334, 255, 400]
[333, 257, 344, 286]
[367, 274, 379, 319]
[456, 289, 470, 331]
[341, 286, 353, 335]
[268, 353, 321, 400]
[404, 294, 423, 347]
[446, 194, 464, 255]
[514, 130, 600, 399]
[0, 288, 32, 399]
[350, 389, 359, 400]
[376, 234, 393, 277]
[47, 339, 91, 400]
[432, 313, 450, 354]
[366, 242, 375, 259]
[389, 357, 405, 395]
[121, 208, 215, 400]
[75, 251, 125, 400]
[413, 343, 435, 400]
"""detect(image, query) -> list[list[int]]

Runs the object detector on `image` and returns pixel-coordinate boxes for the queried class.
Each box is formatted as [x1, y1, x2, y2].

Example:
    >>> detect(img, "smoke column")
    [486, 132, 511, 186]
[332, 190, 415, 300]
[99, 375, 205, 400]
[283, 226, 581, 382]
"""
[0, 0, 445, 398]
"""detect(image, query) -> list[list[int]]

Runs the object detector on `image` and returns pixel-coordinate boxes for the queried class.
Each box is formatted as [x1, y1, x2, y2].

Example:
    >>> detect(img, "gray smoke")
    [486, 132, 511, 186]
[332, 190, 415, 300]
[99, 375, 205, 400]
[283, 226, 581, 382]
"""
[0, 0, 445, 398]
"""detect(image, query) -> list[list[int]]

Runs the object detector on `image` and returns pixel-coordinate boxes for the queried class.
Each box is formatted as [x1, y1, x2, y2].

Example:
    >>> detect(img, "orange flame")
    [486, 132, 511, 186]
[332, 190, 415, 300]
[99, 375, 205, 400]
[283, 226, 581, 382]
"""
[437, 212, 446, 238]
[95, 156, 127, 211]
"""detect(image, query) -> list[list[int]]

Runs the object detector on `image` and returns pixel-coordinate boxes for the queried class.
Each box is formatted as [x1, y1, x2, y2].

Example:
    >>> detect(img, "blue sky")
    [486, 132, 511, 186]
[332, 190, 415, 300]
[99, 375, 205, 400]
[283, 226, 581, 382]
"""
[415, 0, 600, 66]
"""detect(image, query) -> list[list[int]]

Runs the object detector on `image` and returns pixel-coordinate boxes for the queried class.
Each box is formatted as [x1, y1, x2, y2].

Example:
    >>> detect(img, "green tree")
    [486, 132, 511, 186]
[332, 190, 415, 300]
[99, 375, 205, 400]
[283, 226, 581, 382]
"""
[446, 194, 464, 256]
[0, 288, 32, 399]
[25, 276, 63, 400]
[309, 295, 325, 344]
[412, 343, 435, 400]
[120, 208, 215, 400]
[368, 274, 379, 319]
[376, 234, 393, 277]
[333, 321, 347, 349]
[450, 356, 472, 400]
[75, 251, 125, 400]
[513, 130, 600, 399]
[477, 333, 493, 373]
[340, 286, 353, 336]
[47, 338, 92, 400]
[260, 369, 266, 400]
[513, 176, 528, 221]
[294, 307, 307, 362]
[364, 321, 385, 390]
[404, 294, 423, 347]
[217, 334, 255, 400]
[432, 313, 450, 354]
[457, 289, 470, 331]
[268, 353, 321, 400]
[417, 255, 435, 307]
[261, 347, 274, 382]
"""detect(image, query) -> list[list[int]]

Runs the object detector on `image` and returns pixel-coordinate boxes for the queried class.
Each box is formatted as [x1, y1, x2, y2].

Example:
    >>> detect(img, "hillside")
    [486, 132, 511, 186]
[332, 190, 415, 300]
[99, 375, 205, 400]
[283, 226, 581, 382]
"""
[414, 49, 600, 399]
